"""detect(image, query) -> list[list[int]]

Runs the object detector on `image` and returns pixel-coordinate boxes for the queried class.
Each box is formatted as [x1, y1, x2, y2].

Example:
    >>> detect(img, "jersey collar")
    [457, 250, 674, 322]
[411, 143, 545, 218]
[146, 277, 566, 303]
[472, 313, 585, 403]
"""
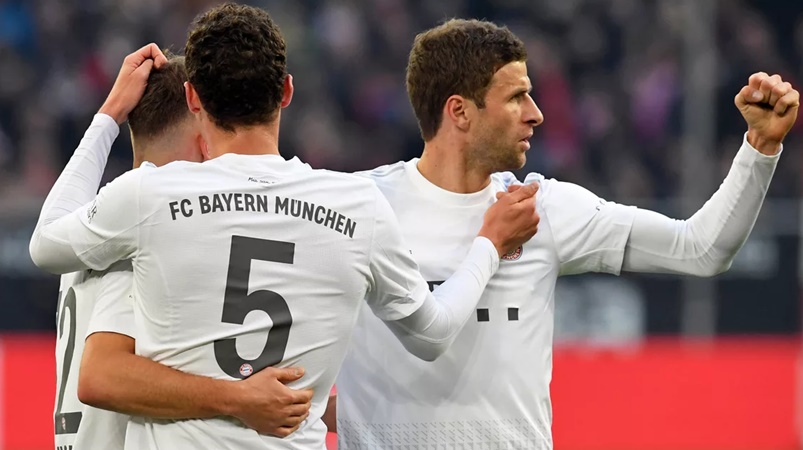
[404, 158, 497, 207]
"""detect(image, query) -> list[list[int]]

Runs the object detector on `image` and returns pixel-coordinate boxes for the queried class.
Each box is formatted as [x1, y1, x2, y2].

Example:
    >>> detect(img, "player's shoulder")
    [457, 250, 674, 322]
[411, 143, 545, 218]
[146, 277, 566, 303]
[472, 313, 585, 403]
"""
[142, 159, 201, 175]
[307, 165, 380, 190]
[100, 161, 163, 193]
[355, 160, 413, 198]
[523, 174, 616, 223]
[355, 160, 407, 182]
[295, 166, 386, 212]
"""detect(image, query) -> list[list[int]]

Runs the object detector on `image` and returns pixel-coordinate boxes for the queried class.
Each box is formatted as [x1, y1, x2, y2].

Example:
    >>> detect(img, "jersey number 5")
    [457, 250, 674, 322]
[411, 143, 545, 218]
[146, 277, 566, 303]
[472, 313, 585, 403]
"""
[214, 236, 294, 379]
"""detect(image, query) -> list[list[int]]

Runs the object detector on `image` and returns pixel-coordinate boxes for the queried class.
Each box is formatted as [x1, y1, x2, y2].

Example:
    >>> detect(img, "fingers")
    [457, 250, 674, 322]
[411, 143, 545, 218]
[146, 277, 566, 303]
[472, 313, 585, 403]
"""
[124, 43, 168, 71]
[748, 72, 769, 92]
[735, 85, 762, 109]
[291, 387, 314, 404]
[506, 182, 538, 203]
[768, 77, 792, 107]
[756, 73, 781, 103]
[274, 423, 302, 438]
[271, 411, 310, 437]
[745, 72, 787, 105]
[496, 184, 527, 201]
[283, 409, 310, 426]
[774, 87, 800, 115]
[151, 46, 169, 68]
[285, 402, 312, 417]
[131, 58, 155, 81]
[269, 366, 305, 383]
[738, 73, 799, 113]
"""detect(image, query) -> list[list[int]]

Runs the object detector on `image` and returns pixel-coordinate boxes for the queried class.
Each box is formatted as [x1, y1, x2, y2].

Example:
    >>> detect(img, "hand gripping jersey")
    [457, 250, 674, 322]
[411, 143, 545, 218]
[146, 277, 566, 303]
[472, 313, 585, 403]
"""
[338, 138, 780, 450]
[337, 160, 636, 450]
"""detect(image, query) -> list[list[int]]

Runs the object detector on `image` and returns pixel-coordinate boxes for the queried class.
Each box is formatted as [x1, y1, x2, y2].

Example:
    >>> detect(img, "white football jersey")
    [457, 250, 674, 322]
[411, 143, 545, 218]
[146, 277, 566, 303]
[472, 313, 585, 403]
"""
[65, 154, 439, 449]
[55, 260, 134, 450]
[337, 160, 636, 449]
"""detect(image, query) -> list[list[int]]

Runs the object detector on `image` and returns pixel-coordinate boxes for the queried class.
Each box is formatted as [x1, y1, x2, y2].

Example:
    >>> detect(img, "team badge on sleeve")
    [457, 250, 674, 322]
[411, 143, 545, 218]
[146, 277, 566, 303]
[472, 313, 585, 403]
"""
[502, 245, 523, 261]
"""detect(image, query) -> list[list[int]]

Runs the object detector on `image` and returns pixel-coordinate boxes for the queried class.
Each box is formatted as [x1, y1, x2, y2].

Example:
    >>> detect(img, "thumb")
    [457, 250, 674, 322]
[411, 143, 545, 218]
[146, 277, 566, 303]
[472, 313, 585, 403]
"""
[509, 182, 539, 203]
[271, 366, 305, 383]
[507, 184, 523, 193]
[132, 58, 155, 81]
[735, 85, 764, 109]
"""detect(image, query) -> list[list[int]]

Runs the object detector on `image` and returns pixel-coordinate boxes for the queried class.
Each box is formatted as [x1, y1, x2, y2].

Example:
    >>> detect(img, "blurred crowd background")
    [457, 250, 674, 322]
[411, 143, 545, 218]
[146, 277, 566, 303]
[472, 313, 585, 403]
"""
[1, 0, 802, 338]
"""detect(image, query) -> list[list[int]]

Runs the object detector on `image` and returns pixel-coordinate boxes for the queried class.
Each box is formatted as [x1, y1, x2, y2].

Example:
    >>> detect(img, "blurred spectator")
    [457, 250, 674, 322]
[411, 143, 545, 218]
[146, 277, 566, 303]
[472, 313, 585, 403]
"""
[1, 0, 802, 337]
[1, 0, 801, 207]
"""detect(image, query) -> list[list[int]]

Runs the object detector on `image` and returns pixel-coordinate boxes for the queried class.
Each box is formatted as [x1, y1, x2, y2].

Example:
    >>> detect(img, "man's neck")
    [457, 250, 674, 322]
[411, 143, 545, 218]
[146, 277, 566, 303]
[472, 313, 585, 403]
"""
[133, 142, 175, 168]
[134, 151, 175, 168]
[417, 138, 492, 194]
[205, 122, 281, 159]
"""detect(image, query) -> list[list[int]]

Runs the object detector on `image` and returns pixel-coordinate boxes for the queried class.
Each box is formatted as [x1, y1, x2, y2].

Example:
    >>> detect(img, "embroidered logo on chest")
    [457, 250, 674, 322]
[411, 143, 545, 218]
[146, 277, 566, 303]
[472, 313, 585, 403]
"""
[501, 245, 523, 261]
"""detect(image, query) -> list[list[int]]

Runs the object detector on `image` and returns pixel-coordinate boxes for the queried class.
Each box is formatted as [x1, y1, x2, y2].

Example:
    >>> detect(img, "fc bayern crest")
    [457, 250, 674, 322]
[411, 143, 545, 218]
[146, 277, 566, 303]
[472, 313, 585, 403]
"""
[239, 363, 254, 377]
[502, 245, 523, 261]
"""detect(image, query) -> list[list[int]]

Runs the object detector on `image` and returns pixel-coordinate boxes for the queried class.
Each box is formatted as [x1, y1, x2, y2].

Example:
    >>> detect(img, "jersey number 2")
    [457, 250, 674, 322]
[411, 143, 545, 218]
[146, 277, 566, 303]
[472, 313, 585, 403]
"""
[214, 236, 294, 379]
[55, 288, 81, 435]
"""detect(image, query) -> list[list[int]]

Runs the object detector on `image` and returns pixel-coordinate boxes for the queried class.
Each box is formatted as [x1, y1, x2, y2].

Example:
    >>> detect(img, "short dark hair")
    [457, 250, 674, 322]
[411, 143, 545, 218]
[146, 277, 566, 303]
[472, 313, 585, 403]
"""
[185, 3, 287, 132]
[406, 19, 527, 141]
[128, 54, 190, 141]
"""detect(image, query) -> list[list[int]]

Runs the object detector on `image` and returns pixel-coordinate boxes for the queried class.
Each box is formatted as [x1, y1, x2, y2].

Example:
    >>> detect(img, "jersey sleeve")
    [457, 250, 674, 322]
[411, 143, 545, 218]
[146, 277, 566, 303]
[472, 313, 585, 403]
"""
[29, 169, 147, 274]
[33, 113, 119, 231]
[86, 260, 135, 339]
[530, 173, 636, 276]
[364, 187, 431, 321]
[621, 134, 780, 275]
[364, 184, 500, 360]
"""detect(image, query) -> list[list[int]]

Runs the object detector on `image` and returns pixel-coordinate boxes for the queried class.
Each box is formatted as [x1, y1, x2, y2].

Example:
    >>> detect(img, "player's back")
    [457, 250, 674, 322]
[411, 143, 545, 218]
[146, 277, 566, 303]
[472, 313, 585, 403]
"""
[124, 154, 381, 449]
[55, 262, 132, 450]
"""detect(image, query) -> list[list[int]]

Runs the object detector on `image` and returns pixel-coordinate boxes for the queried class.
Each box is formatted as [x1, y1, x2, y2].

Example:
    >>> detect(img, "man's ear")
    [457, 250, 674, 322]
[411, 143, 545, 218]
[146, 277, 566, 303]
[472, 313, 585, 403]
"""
[185, 82, 203, 114]
[444, 94, 473, 133]
[280, 74, 294, 108]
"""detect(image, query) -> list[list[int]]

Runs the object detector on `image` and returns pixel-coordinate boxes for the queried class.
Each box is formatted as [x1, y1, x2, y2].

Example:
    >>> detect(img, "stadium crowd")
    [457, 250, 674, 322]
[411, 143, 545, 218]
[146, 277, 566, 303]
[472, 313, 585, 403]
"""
[2, 0, 802, 209]
[1, 0, 802, 335]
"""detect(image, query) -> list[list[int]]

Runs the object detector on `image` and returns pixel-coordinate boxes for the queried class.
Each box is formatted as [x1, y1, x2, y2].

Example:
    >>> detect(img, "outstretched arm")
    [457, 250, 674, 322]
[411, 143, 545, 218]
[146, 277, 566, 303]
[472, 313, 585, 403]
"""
[623, 72, 798, 276]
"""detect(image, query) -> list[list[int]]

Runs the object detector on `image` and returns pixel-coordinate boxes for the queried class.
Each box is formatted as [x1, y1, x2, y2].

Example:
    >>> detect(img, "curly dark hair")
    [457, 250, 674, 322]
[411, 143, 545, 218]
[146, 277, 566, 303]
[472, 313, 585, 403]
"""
[128, 54, 189, 142]
[185, 3, 287, 132]
[407, 19, 527, 141]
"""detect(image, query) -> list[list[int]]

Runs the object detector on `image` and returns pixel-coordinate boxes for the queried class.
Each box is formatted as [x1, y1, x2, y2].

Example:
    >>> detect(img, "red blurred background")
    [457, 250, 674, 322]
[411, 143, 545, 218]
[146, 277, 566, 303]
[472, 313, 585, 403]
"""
[2, 335, 799, 450]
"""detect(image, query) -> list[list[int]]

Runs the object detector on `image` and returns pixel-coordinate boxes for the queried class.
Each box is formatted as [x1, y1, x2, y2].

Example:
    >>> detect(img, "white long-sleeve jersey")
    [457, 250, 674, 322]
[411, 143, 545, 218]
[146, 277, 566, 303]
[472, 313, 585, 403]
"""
[338, 136, 780, 449]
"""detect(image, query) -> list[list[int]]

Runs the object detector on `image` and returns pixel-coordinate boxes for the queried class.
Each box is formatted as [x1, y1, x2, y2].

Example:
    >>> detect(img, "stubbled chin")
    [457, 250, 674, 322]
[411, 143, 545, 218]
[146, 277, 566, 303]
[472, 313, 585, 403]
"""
[494, 154, 526, 173]
[514, 152, 527, 169]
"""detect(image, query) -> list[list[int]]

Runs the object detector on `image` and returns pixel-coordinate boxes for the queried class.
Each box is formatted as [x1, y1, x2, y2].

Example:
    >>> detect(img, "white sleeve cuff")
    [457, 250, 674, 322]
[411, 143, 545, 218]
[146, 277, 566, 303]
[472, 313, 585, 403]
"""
[737, 132, 783, 165]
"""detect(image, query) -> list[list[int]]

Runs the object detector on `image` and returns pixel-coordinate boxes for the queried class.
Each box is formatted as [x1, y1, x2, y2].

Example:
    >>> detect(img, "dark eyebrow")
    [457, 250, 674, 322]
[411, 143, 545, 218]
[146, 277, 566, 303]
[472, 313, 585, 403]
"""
[510, 86, 531, 98]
